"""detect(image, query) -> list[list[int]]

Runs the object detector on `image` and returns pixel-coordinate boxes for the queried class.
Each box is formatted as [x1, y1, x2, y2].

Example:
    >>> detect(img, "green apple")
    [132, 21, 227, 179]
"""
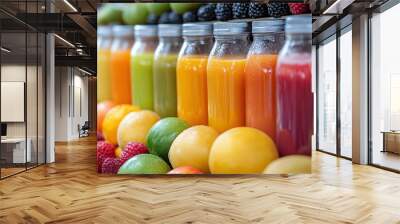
[122, 3, 149, 25]
[169, 3, 201, 14]
[145, 3, 170, 16]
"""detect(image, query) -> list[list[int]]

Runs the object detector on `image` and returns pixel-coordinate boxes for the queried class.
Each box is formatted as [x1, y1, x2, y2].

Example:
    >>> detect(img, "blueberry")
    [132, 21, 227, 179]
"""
[183, 11, 197, 23]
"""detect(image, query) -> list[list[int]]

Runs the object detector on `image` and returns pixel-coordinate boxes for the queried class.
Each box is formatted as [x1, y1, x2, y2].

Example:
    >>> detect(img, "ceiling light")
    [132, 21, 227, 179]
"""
[1, 47, 11, 53]
[323, 0, 354, 14]
[78, 67, 93, 76]
[63, 0, 78, 12]
[54, 34, 75, 48]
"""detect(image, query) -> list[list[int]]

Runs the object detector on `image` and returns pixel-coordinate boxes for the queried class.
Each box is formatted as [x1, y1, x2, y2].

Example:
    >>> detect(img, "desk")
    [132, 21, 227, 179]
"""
[382, 131, 400, 154]
[1, 138, 31, 163]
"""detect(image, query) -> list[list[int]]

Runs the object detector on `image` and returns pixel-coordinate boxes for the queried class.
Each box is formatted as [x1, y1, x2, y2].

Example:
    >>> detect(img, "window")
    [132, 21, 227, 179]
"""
[339, 28, 352, 158]
[370, 2, 400, 171]
[317, 36, 337, 154]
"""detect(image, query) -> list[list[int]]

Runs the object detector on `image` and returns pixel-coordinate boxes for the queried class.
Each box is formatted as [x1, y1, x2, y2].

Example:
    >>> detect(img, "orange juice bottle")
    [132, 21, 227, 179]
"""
[97, 26, 113, 102]
[110, 25, 134, 105]
[177, 23, 213, 126]
[207, 22, 250, 133]
[245, 19, 285, 141]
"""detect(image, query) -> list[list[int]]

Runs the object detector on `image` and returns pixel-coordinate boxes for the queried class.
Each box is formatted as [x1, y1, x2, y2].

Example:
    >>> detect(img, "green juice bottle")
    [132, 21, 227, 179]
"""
[153, 24, 182, 118]
[130, 25, 158, 110]
[131, 53, 154, 110]
[153, 54, 179, 117]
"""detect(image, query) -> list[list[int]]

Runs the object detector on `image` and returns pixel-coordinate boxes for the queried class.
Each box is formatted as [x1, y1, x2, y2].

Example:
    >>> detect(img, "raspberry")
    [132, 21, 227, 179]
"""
[97, 141, 115, 173]
[288, 3, 310, 15]
[120, 142, 149, 164]
[215, 3, 233, 21]
[101, 158, 122, 174]
[267, 3, 290, 18]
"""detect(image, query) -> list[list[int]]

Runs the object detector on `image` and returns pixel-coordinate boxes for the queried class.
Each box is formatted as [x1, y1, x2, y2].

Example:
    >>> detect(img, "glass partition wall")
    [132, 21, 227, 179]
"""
[370, 2, 400, 172]
[0, 2, 46, 179]
[315, 26, 353, 159]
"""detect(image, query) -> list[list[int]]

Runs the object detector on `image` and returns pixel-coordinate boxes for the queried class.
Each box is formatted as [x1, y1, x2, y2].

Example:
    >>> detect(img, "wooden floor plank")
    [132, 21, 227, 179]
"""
[0, 136, 399, 223]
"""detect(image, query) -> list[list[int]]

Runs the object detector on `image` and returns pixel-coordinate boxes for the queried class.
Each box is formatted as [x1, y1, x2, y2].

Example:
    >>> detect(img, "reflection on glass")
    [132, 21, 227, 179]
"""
[318, 37, 337, 154]
[340, 29, 352, 158]
[371, 3, 400, 171]
[1, 31, 27, 177]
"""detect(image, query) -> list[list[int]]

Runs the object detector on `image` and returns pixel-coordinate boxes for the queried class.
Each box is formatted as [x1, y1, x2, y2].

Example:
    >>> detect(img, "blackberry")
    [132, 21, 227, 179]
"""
[215, 3, 233, 21]
[183, 11, 197, 23]
[248, 3, 268, 19]
[267, 3, 291, 18]
[168, 11, 182, 24]
[147, 13, 159, 25]
[232, 3, 249, 19]
[197, 4, 216, 22]
[159, 11, 170, 24]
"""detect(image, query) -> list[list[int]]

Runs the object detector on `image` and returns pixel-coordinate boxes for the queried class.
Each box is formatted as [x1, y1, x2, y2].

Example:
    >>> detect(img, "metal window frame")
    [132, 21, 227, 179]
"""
[315, 22, 353, 161]
[0, 0, 48, 180]
[367, 1, 400, 173]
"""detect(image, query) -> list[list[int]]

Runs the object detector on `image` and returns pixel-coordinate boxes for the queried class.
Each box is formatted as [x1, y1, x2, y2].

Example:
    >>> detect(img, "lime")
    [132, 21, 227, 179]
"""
[122, 3, 148, 25]
[145, 3, 170, 16]
[146, 117, 189, 163]
[118, 154, 171, 174]
[98, 5, 122, 25]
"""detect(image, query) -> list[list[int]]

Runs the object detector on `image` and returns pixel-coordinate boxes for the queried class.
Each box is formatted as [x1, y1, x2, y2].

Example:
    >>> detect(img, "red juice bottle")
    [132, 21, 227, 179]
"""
[276, 15, 313, 157]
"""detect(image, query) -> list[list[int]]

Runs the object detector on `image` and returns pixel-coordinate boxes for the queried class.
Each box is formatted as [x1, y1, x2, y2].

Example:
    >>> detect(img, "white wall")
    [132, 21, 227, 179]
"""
[54, 67, 89, 141]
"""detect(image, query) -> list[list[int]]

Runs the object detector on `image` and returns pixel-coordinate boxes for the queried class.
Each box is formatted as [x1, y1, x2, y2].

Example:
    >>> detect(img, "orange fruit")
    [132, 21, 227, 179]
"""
[102, 104, 140, 145]
[117, 110, 160, 149]
[97, 101, 115, 132]
[169, 125, 218, 173]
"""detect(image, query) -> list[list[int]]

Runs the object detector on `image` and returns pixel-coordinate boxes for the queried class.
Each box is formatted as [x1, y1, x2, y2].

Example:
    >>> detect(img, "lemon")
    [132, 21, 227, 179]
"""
[209, 127, 279, 174]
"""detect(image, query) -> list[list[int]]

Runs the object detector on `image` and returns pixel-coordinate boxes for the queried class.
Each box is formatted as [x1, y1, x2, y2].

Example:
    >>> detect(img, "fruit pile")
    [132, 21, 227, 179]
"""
[97, 3, 310, 25]
[97, 101, 311, 175]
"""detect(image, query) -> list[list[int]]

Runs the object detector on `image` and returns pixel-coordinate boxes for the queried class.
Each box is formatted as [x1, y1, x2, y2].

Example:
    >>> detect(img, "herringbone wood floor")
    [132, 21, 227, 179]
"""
[0, 136, 399, 224]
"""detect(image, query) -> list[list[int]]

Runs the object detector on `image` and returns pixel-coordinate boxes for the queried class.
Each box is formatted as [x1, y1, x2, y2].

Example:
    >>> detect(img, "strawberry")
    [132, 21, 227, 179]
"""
[97, 141, 115, 173]
[288, 3, 310, 15]
[101, 158, 122, 174]
[120, 142, 148, 164]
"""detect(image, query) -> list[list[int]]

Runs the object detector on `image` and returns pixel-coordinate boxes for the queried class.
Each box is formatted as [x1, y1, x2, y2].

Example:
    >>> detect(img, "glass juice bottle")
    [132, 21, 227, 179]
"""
[207, 22, 250, 133]
[245, 19, 285, 141]
[110, 25, 134, 105]
[130, 25, 158, 110]
[153, 24, 182, 117]
[276, 16, 313, 156]
[177, 23, 213, 126]
[97, 26, 113, 102]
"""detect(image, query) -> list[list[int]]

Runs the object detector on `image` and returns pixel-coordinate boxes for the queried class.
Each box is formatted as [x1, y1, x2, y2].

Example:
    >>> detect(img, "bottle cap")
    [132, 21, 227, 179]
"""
[158, 24, 182, 37]
[135, 25, 157, 37]
[213, 22, 249, 35]
[98, 26, 113, 37]
[112, 25, 135, 37]
[285, 15, 312, 34]
[182, 23, 213, 36]
[252, 19, 285, 34]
